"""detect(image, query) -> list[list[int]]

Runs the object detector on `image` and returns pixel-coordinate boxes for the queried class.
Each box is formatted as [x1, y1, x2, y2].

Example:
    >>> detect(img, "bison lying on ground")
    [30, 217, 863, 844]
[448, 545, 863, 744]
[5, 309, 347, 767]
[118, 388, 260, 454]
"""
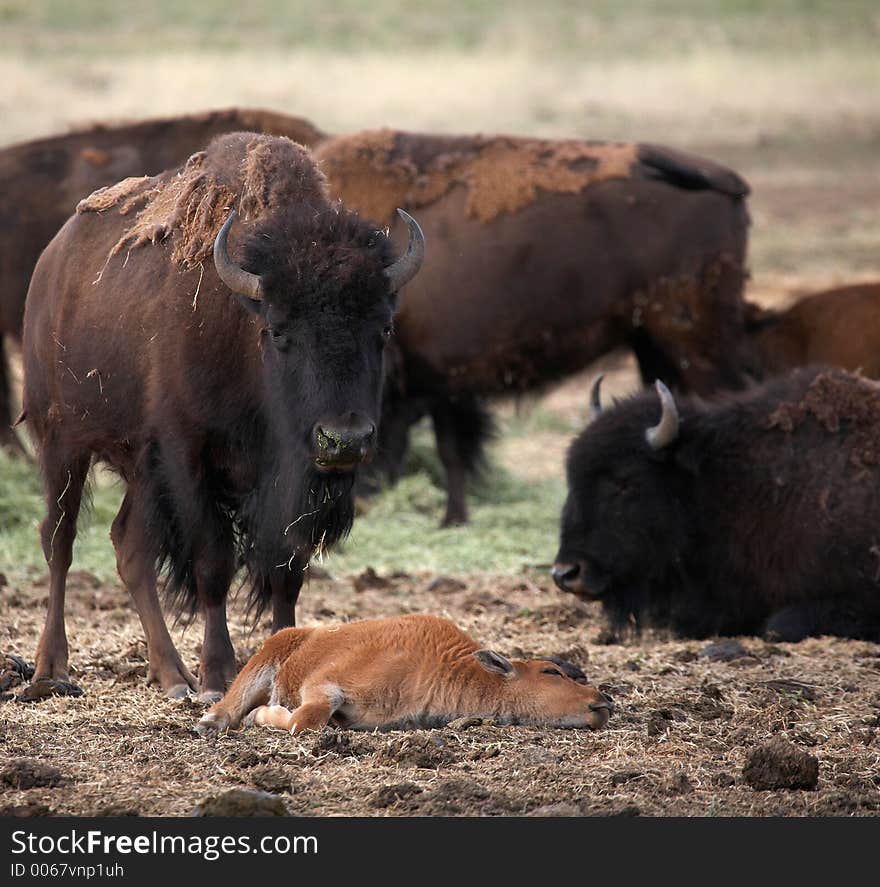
[0, 108, 327, 452]
[315, 129, 754, 524]
[747, 282, 880, 379]
[21, 132, 423, 699]
[552, 367, 880, 641]
[196, 614, 613, 736]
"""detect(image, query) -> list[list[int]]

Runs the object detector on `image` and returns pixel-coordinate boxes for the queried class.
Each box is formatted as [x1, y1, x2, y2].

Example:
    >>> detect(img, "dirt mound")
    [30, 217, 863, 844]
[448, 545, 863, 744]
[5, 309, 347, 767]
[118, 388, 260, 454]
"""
[742, 737, 819, 791]
[1, 759, 66, 789]
[191, 787, 288, 817]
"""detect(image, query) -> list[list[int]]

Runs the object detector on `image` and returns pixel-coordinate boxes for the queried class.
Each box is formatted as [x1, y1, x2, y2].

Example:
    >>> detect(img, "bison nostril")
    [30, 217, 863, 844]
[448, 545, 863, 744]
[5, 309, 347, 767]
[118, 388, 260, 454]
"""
[551, 562, 580, 590]
[601, 692, 614, 705]
[590, 700, 613, 713]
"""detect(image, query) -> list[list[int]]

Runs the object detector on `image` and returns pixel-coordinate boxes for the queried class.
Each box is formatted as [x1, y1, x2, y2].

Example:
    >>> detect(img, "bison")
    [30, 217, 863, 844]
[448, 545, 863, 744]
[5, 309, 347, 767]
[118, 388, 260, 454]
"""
[196, 613, 613, 736]
[21, 131, 423, 699]
[315, 128, 755, 524]
[552, 367, 880, 641]
[0, 107, 327, 453]
[747, 282, 880, 379]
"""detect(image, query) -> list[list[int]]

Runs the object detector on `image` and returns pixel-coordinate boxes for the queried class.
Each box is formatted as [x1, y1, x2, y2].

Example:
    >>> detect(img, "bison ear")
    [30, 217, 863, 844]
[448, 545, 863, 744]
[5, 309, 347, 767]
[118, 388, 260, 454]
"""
[474, 650, 515, 676]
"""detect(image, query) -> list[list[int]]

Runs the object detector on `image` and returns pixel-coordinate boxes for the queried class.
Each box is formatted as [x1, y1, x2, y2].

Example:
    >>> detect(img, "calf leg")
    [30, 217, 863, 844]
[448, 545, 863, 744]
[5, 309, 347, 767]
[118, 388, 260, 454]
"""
[196, 657, 276, 737]
[250, 698, 335, 734]
[32, 448, 90, 691]
[111, 491, 196, 697]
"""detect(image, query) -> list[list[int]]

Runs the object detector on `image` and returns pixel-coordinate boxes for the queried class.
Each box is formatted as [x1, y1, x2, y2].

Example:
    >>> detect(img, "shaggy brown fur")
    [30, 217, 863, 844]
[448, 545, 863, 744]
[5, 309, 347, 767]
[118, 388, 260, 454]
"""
[747, 282, 880, 379]
[77, 134, 328, 269]
[314, 128, 638, 224]
[765, 370, 880, 468]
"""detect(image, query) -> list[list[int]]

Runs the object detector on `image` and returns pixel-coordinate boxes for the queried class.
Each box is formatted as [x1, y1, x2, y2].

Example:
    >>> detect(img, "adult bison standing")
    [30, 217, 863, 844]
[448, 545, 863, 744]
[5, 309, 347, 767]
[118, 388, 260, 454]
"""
[315, 130, 755, 525]
[21, 132, 423, 699]
[553, 368, 880, 641]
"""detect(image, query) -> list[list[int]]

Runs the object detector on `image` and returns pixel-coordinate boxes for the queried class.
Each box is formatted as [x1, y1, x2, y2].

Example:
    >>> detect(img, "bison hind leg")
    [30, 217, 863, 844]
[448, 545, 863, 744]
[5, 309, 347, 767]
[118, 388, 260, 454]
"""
[30, 445, 92, 689]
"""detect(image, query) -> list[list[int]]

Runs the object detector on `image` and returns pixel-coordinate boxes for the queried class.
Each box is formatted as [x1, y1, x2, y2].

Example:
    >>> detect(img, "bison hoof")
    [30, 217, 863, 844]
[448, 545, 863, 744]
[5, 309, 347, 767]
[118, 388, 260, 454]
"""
[18, 678, 84, 703]
[440, 513, 468, 528]
[197, 689, 224, 704]
[166, 683, 195, 700]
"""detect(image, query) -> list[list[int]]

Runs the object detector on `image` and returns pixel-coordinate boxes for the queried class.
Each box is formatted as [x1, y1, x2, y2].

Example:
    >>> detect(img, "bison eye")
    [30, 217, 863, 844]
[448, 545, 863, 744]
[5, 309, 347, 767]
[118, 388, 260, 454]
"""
[382, 324, 393, 339]
[269, 327, 290, 350]
[542, 668, 565, 678]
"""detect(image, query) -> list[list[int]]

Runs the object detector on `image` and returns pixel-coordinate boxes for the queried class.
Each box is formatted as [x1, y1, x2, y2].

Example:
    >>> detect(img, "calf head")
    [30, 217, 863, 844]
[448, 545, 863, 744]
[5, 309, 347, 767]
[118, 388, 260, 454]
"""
[474, 650, 613, 730]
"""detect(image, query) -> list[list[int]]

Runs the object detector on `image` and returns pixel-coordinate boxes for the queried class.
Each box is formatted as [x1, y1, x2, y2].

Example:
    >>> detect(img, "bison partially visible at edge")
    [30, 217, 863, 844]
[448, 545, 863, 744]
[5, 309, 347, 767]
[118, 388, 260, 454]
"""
[21, 131, 423, 699]
[553, 367, 880, 641]
[747, 282, 880, 379]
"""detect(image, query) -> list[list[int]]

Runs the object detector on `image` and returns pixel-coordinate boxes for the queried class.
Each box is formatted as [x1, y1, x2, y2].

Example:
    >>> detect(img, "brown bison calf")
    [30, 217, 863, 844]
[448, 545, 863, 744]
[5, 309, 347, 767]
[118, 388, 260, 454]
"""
[747, 282, 880, 378]
[196, 614, 613, 735]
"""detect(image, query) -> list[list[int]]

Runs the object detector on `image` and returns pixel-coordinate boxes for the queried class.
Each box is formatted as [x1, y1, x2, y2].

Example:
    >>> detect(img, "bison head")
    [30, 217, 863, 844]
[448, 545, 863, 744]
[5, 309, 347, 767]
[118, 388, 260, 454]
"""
[552, 378, 692, 628]
[212, 205, 423, 561]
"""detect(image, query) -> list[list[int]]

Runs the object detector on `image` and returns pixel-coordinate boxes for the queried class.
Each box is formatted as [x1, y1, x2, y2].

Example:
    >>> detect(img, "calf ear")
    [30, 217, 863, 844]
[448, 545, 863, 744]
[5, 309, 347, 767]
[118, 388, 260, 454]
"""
[474, 650, 515, 676]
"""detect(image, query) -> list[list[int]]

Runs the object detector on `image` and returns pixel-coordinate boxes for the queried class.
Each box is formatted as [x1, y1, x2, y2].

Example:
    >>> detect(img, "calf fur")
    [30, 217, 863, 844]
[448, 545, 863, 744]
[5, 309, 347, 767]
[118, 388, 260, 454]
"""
[196, 614, 612, 736]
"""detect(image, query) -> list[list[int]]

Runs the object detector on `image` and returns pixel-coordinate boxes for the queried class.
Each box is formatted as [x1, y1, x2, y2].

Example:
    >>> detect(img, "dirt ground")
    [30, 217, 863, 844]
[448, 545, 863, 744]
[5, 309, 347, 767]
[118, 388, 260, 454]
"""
[1, 568, 878, 817]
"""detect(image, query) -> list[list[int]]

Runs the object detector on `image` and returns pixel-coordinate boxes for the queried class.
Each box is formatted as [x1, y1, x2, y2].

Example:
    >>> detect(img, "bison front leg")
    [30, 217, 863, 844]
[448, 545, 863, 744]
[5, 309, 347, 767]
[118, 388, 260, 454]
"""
[111, 491, 196, 698]
[194, 548, 238, 702]
[269, 560, 305, 633]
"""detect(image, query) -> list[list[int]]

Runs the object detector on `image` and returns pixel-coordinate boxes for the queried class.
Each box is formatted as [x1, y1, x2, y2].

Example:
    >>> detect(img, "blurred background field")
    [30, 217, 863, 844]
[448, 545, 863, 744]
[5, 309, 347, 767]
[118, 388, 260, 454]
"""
[1, 0, 879, 584]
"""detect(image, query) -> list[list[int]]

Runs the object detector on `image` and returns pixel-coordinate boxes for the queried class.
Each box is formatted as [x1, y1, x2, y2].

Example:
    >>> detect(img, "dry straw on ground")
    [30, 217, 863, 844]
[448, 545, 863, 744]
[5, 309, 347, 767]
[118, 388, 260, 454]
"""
[2, 571, 878, 817]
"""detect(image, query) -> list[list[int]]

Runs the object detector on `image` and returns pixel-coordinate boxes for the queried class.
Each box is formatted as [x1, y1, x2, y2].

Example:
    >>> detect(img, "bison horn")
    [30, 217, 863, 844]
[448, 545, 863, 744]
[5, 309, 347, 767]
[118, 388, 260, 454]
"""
[213, 210, 264, 303]
[384, 209, 425, 293]
[645, 380, 680, 449]
[588, 374, 604, 421]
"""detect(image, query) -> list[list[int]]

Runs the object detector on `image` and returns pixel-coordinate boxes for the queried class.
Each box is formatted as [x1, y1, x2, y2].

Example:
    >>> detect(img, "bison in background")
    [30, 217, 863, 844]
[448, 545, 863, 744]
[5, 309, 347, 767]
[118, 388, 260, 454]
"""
[747, 282, 880, 379]
[315, 129, 755, 525]
[553, 367, 880, 641]
[0, 108, 327, 452]
[21, 132, 423, 699]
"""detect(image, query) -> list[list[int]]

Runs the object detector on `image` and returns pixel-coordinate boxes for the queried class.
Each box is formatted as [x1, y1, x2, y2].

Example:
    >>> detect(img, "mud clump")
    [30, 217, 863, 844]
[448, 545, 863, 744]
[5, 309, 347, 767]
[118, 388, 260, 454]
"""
[191, 788, 288, 817]
[699, 639, 755, 662]
[375, 734, 454, 769]
[369, 782, 423, 810]
[1, 759, 66, 790]
[742, 737, 819, 791]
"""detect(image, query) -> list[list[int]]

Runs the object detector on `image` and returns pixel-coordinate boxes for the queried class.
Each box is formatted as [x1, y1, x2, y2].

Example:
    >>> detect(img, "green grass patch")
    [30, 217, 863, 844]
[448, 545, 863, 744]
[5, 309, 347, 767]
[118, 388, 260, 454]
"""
[0, 426, 566, 584]
[0, 452, 123, 583]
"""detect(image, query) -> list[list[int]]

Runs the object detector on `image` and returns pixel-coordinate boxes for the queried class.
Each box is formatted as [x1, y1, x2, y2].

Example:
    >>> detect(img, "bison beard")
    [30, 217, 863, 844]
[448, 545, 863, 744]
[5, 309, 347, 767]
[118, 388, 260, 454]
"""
[140, 429, 356, 623]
